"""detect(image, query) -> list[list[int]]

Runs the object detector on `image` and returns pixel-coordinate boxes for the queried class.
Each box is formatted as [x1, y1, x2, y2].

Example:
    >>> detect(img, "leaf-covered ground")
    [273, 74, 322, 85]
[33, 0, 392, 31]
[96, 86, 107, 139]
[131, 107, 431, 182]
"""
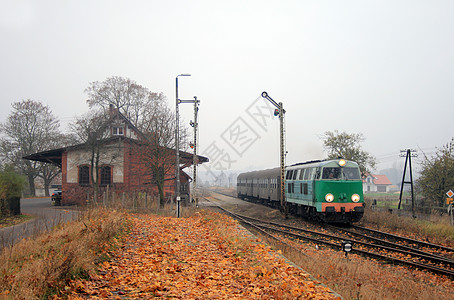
[64, 211, 339, 299]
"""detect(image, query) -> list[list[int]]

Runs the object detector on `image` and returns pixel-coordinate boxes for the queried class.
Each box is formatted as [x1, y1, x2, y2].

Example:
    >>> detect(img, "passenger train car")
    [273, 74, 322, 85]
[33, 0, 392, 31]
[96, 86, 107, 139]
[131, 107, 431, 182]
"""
[237, 159, 365, 223]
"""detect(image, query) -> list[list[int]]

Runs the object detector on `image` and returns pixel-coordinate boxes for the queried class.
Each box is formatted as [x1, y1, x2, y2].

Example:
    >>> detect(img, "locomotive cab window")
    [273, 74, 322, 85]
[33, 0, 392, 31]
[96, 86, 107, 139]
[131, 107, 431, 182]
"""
[321, 166, 361, 180]
[322, 167, 341, 180]
[343, 167, 361, 180]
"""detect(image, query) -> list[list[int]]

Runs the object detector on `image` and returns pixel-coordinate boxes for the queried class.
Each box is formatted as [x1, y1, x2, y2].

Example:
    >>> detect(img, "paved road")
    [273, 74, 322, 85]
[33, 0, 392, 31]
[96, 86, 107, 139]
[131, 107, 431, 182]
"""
[0, 198, 79, 249]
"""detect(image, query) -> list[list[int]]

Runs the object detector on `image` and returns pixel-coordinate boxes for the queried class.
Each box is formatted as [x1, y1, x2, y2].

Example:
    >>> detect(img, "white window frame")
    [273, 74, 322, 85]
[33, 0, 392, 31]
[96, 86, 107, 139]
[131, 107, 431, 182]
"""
[113, 126, 124, 136]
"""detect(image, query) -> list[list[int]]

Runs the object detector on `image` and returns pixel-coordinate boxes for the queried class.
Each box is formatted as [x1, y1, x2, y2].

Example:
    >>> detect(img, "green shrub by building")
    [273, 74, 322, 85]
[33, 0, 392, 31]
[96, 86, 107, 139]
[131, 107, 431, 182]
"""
[0, 166, 26, 217]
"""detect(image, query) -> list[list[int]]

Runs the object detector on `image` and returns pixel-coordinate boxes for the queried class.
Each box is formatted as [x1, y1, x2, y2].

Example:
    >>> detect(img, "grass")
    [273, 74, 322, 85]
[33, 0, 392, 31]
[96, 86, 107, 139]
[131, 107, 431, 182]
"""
[0, 208, 129, 299]
[0, 214, 34, 228]
[296, 206, 454, 298]
[254, 217, 454, 300]
[360, 207, 454, 246]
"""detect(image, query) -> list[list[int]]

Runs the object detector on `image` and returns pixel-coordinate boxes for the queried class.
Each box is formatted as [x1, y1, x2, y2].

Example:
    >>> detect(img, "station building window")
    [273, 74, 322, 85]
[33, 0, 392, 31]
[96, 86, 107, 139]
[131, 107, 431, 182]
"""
[79, 165, 90, 185]
[100, 166, 112, 186]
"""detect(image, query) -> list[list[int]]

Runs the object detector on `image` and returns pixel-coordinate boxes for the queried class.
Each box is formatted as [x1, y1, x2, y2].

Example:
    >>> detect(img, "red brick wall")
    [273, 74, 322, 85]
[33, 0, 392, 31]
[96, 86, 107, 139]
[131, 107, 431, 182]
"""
[61, 140, 190, 206]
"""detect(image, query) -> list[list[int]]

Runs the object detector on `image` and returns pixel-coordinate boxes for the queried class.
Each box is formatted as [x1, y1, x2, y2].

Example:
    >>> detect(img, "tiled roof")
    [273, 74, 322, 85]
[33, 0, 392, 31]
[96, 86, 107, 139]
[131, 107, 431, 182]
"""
[363, 174, 392, 185]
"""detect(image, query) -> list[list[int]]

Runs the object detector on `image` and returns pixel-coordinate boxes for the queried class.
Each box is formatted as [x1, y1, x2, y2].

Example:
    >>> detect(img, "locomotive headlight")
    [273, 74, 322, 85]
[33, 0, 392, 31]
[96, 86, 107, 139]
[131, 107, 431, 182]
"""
[351, 194, 360, 202]
[325, 193, 334, 202]
[338, 159, 346, 167]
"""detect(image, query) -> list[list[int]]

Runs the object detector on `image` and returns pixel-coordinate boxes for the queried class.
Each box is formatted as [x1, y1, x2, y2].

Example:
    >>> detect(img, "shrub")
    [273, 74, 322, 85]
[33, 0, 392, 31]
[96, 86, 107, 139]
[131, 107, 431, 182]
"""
[0, 208, 129, 298]
[0, 166, 26, 216]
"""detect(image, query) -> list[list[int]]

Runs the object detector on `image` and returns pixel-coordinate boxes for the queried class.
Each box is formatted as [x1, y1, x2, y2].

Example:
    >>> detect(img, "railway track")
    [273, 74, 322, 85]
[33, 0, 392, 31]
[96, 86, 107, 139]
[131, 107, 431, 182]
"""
[328, 224, 454, 261]
[206, 193, 454, 278]
[350, 225, 454, 254]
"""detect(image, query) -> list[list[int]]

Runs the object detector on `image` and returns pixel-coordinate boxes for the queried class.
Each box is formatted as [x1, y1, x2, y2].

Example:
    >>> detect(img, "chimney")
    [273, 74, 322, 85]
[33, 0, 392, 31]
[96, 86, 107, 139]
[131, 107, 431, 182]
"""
[109, 104, 114, 117]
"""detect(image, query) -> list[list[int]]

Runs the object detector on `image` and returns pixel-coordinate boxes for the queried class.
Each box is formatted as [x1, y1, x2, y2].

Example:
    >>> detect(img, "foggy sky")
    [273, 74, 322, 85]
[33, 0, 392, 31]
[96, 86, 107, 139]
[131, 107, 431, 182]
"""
[1, 0, 453, 177]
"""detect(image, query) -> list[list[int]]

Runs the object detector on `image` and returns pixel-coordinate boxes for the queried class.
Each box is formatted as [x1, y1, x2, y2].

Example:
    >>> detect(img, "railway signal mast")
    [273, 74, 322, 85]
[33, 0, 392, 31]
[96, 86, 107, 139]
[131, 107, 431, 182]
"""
[261, 92, 287, 216]
[189, 96, 200, 207]
[175, 73, 197, 218]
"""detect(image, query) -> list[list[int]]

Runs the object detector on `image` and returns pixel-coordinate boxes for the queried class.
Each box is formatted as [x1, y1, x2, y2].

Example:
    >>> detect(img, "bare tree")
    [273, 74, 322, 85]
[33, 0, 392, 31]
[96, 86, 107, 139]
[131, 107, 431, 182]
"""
[0, 100, 61, 196]
[85, 76, 163, 126]
[137, 100, 180, 207]
[69, 110, 114, 202]
[322, 130, 376, 176]
[36, 132, 72, 195]
[84, 76, 190, 206]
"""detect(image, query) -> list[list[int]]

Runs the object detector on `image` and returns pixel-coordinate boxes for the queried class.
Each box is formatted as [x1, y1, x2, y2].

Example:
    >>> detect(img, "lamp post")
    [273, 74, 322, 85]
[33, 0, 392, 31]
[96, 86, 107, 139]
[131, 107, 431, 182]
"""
[175, 73, 191, 218]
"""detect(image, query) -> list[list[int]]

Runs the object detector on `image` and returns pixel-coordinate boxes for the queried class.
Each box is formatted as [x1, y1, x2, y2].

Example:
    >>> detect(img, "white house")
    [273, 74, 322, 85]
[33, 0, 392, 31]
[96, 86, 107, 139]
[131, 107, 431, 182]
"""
[363, 174, 392, 193]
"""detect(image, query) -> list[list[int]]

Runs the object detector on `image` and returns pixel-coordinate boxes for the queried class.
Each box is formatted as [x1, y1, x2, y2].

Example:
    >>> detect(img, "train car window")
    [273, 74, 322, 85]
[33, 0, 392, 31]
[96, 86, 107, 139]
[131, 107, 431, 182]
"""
[293, 170, 299, 180]
[322, 167, 341, 179]
[303, 183, 308, 194]
[299, 169, 306, 180]
[310, 168, 315, 180]
[343, 167, 361, 180]
[303, 168, 313, 180]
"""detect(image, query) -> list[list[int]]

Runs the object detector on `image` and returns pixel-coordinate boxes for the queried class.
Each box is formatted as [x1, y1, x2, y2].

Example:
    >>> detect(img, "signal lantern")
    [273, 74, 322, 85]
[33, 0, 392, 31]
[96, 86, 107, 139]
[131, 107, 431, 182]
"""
[274, 109, 279, 116]
[189, 142, 194, 149]
[342, 240, 353, 258]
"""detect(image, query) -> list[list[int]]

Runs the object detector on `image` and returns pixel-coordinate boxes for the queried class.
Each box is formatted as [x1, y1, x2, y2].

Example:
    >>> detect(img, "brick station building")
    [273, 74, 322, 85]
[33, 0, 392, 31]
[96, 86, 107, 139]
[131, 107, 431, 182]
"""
[24, 107, 208, 205]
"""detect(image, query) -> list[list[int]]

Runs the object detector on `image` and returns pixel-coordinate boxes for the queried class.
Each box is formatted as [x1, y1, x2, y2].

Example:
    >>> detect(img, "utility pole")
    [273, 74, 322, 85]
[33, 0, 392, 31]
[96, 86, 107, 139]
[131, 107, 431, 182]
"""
[261, 92, 287, 217]
[398, 149, 418, 217]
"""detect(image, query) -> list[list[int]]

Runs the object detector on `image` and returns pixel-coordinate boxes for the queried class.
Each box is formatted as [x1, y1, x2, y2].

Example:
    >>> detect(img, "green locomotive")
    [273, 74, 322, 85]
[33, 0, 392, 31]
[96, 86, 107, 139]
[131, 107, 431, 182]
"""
[237, 159, 365, 223]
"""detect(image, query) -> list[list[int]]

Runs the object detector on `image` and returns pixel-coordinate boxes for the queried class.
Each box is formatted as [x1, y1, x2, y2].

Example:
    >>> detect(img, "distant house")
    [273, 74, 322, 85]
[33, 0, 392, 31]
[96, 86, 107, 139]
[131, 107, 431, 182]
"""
[24, 106, 208, 205]
[362, 174, 392, 193]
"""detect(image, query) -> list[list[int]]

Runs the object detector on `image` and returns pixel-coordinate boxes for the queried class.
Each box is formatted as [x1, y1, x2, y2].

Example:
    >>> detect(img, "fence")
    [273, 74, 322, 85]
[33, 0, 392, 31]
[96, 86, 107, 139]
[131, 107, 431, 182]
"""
[85, 189, 170, 210]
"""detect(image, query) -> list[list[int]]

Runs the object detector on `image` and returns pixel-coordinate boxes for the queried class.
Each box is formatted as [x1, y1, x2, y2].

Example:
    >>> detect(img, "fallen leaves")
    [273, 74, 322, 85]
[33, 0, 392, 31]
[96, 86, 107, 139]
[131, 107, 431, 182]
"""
[63, 211, 338, 299]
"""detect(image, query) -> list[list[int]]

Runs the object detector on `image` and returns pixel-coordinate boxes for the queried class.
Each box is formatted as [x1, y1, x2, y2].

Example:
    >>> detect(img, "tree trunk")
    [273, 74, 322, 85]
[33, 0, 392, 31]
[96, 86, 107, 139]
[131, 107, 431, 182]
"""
[44, 181, 50, 197]
[157, 183, 165, 208]
[27, 174, 35, 197]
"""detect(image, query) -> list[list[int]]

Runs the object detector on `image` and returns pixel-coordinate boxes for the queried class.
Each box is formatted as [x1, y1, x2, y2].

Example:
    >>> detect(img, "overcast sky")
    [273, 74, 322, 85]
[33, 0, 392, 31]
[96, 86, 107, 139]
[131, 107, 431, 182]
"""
[1, 0, 453, 178]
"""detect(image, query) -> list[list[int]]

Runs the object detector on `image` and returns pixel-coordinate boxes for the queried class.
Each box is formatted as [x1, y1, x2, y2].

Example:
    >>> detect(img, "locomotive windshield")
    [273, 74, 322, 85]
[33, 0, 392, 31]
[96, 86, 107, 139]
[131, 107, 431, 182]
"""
[321, 167, 360, 180]
[343, 167, 361, 180]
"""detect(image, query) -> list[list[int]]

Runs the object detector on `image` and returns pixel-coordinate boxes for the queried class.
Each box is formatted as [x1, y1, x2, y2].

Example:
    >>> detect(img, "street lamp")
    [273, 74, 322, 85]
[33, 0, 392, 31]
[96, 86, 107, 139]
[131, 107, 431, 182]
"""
[175, 73, 191, 217]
